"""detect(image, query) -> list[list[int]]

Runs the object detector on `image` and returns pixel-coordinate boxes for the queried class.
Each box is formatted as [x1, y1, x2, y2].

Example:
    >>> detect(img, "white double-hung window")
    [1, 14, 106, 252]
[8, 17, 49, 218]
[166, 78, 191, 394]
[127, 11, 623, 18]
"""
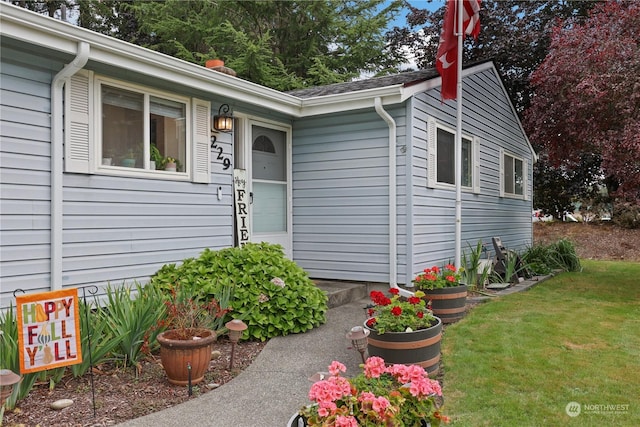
[427, 118, 480, 193]
[64, 70, 210, 183]
[500, 150, 528, 199]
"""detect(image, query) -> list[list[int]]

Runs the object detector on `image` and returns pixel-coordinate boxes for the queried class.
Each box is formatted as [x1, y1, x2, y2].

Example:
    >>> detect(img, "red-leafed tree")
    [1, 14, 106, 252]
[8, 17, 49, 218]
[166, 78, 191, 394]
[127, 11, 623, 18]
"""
[524, 1, 640, 204]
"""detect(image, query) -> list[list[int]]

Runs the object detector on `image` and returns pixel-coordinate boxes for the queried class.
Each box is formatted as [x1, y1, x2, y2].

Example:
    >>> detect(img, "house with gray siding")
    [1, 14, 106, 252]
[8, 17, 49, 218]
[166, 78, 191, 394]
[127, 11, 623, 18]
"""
[0, 4, 535, 309]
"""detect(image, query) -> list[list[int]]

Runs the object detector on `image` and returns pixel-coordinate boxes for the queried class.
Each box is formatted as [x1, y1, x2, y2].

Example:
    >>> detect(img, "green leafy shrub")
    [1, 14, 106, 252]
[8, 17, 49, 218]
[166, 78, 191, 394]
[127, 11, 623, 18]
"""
[522, 239, 581, 274]
[547, 239, 582, 272]
[522, 245, 554, 275]
[148, 242, 328, 341]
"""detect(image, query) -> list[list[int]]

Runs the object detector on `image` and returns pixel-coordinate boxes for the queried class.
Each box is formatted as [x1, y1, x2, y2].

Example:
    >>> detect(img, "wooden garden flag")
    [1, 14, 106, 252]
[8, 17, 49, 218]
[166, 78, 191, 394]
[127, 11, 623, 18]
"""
[16, 288, 82, 374]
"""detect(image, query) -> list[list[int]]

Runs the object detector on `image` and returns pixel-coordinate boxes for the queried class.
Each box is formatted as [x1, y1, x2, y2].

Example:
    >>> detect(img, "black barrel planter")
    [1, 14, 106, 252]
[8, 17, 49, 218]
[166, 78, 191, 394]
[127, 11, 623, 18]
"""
[364, 317, 442, 375]
[424, 284, 468, 324]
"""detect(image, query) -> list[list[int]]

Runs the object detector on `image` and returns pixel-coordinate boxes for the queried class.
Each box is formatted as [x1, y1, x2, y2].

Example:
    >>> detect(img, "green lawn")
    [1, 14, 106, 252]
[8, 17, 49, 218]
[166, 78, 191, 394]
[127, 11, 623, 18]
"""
[441, 260, 640, 426]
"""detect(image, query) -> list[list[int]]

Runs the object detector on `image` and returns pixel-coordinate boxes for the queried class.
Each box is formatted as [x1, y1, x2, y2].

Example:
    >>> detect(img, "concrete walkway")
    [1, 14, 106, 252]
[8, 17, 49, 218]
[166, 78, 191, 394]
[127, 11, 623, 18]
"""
[117, 293, 375, 427]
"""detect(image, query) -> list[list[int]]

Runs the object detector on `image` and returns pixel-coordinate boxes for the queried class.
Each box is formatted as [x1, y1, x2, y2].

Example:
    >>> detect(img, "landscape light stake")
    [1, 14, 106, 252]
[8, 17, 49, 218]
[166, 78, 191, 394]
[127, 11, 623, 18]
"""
[226, 319, 248, 369]
[187, 362, 192, 396]
[346, 326, 370, 363]
[0, 368, 21, 407]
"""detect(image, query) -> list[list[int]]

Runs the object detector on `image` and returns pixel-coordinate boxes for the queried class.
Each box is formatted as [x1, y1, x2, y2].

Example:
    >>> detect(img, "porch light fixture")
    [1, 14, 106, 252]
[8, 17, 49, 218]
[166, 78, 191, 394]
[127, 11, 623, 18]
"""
[0, 369, 21, 406]
[213, 103, 233, 132]
[346, 325, 370, 363]
[226, 319, 248, 369]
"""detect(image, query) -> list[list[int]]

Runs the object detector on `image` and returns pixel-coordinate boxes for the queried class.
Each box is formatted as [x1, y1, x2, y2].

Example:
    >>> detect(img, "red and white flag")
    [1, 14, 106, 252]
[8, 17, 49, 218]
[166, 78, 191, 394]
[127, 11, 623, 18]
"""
[436, 0, 481, 100]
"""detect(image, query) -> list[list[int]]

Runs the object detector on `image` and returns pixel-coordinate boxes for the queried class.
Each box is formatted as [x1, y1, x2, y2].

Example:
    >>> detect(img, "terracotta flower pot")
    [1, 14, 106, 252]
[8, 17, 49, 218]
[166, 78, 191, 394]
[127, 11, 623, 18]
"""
[157, 329, 216, 386]
[205, 59, 224, 68]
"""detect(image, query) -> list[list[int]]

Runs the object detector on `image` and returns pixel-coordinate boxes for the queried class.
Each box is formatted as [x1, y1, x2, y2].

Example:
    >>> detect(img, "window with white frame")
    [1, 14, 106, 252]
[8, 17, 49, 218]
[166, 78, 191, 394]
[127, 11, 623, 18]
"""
[100, 84, 187, 172]
[64, 70, 211, 183]
[427, 118, 480, 193]
[501, 150, 527, 198]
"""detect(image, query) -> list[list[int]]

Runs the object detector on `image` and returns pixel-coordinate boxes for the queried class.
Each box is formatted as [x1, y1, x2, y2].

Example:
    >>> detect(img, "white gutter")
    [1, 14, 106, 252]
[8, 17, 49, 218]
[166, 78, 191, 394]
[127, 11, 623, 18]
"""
[374, 97, 402, 294]
[50, 42, 90, 290]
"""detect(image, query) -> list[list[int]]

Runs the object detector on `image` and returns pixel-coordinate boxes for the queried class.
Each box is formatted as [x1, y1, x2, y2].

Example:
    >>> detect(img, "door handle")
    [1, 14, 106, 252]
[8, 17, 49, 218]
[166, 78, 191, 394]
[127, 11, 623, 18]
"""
[249, 192, 253, 204]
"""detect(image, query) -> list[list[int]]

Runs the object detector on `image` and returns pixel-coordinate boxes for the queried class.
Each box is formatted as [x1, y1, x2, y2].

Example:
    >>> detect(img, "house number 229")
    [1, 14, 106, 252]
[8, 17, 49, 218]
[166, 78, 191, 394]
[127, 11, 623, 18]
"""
[211, 136, 231, 170]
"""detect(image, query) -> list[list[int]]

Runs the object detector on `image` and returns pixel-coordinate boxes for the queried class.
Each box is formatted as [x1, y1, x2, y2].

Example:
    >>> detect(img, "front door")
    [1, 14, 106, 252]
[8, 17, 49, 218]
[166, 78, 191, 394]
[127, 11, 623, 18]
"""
[249, 122, 292, 257]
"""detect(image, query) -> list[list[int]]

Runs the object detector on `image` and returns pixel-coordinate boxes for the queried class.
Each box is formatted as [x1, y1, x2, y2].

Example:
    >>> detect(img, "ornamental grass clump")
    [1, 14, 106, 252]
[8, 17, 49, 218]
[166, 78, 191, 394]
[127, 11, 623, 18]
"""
[412, 264, 463, 290]
[300, 357, 449, 426]
[365, 288, 437, 334]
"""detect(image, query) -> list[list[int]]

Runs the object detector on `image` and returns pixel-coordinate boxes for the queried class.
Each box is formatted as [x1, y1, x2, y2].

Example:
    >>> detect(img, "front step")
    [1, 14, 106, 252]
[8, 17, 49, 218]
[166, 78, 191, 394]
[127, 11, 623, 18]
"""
[314, 280, 388, 309]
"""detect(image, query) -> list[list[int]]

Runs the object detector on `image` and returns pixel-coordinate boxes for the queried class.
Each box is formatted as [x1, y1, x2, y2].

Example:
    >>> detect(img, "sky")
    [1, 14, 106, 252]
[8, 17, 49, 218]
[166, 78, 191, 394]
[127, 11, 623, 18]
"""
[391, 0, 444, 28]
[387, 0, 444, 71]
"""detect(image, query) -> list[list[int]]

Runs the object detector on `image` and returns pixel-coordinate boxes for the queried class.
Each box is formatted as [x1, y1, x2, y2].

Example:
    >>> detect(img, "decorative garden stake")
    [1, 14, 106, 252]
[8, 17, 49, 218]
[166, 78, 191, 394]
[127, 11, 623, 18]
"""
[226, 319, 248, 369]
[187, 362, 192, 396]
[346, 325, 369, 363]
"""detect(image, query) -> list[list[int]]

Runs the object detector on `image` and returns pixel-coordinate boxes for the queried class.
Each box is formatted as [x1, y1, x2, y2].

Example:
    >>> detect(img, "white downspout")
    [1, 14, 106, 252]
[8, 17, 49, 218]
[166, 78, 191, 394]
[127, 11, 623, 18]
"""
[50, 42, 90, 290]
[374, 97, 398, 291]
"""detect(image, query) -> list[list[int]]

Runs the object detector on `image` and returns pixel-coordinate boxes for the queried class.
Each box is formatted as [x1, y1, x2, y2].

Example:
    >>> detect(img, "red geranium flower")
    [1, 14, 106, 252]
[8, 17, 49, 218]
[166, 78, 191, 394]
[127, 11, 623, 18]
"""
[391, 306, 402, 316]
[408, 296, 421, 305]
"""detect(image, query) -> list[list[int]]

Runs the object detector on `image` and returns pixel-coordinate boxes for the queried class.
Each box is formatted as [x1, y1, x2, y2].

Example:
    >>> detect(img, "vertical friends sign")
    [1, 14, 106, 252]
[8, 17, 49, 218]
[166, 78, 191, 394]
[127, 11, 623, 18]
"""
[234, 169, 250, 246]
[16, 289, 82, 374]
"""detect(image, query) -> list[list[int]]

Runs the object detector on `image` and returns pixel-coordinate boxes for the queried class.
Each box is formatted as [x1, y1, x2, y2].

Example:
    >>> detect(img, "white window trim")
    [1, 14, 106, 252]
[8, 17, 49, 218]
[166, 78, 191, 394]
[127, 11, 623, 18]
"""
[64, 70, 210, 183]
[427, 118, 480, 194]
[500, 148, 528, 200]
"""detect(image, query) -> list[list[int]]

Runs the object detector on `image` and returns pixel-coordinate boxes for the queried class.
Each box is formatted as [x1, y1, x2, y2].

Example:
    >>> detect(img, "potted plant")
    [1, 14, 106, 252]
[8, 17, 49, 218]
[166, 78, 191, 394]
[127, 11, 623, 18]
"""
[364, 288, 442, 374]
[156, 285, 231, 385]
[413, 264, 467, 324]
[164, 156, 177, 172]
[102, 148, 115, 166]
[120, 148, 138, 168]
[150, 144, 163, 170]
[294, 357, 449, 426]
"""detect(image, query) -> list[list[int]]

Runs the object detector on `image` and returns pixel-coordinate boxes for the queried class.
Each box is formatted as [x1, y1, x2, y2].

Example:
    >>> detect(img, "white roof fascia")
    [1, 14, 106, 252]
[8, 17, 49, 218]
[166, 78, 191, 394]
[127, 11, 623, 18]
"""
[0, 3, 303, 116]
[298, 86, 404, 117]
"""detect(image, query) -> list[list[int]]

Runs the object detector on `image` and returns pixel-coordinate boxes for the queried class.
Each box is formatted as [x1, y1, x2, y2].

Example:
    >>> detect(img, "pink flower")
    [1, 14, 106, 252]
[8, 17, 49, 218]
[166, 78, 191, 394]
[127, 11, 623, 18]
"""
[358, 391, 376, 403]
[329, 361, 347, 376]
[363, 356, 387, 378]
[409, 377, 443, 397]
[372, 396, 391, 415]
[335, 415, 358, 427]
[388, 363, 426, 384]
[317, 401, 337, 416]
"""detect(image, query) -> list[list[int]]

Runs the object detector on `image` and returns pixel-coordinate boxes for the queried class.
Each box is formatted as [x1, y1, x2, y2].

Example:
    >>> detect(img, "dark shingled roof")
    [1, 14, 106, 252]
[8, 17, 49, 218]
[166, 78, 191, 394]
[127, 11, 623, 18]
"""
[287, 68, 440, 99]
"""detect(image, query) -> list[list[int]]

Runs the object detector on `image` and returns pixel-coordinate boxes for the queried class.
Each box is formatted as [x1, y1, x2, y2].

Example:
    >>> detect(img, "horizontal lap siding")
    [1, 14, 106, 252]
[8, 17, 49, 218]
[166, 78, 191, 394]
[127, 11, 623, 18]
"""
[0, 43, 233, 308]
[409, 68, 533, 281]
[0, 46, 56, 307]
[59, 173, 233, 289]
[292, 107, 408, 283]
